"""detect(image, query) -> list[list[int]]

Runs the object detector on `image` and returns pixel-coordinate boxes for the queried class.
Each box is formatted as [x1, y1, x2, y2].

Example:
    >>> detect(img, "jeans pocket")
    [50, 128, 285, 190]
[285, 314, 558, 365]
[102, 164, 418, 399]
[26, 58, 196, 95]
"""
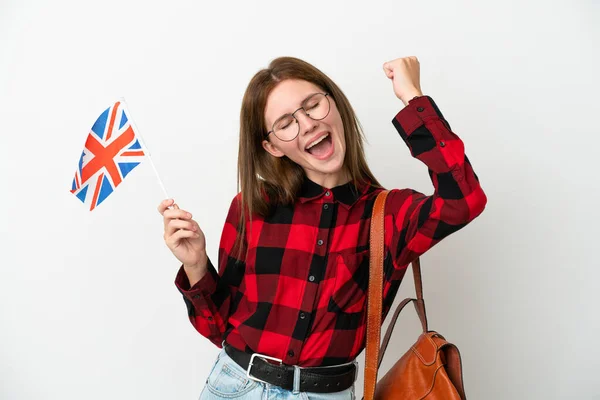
[204, 349, 226, 384]
[205, 351, 260, 397]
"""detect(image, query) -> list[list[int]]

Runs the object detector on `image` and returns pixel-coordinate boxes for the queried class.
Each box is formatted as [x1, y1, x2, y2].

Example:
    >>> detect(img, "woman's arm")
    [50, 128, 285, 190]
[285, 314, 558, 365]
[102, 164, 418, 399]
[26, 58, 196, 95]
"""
[379, 57, 486, 282]
[174, 193, 247, 347]
[385, 94, 487, 279]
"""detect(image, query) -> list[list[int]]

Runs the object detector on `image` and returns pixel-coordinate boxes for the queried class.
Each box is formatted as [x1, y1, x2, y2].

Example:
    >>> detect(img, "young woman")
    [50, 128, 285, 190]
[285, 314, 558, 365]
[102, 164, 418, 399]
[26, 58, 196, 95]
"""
[158, 56, 487, 399]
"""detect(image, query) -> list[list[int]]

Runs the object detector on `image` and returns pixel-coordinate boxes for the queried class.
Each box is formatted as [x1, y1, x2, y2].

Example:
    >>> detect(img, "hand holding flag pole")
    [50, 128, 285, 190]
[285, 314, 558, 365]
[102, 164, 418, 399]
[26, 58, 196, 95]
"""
[71, 99, 206, 269]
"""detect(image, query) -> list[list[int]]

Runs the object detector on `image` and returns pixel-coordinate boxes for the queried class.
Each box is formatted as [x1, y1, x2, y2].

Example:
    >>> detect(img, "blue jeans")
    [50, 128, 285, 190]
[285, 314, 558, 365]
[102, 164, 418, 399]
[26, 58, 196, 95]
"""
[199, 347, 356, 400]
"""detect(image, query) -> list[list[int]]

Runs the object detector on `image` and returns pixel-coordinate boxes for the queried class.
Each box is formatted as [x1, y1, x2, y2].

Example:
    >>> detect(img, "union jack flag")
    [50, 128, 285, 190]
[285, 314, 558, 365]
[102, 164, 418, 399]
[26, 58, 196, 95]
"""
[70, 101, 145, 211]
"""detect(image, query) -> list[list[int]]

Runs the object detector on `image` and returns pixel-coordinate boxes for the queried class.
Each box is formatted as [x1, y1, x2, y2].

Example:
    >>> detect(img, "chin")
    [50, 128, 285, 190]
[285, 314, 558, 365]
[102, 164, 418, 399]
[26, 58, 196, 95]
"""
[310, 157, 345, 176]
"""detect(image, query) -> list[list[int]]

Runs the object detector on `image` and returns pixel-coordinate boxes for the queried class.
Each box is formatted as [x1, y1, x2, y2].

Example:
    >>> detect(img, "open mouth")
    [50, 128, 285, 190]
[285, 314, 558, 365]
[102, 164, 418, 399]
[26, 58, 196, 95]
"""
[305, 134, 334, 160]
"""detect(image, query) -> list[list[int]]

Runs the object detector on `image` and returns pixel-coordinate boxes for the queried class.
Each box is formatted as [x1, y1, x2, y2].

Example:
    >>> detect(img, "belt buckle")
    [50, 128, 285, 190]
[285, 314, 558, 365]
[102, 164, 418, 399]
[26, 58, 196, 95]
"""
[246, 352, 283, 384]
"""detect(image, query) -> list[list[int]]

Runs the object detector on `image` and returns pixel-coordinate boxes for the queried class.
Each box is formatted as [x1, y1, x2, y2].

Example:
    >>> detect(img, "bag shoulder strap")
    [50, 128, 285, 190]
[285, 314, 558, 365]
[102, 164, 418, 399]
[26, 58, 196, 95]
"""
[363, 190, 429, 400]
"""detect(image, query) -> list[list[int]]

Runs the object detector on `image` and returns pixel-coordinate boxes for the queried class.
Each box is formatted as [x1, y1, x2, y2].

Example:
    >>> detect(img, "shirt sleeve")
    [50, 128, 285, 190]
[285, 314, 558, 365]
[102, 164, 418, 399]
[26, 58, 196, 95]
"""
[384, 95, 487, 280]
[174, 193, 247, 347]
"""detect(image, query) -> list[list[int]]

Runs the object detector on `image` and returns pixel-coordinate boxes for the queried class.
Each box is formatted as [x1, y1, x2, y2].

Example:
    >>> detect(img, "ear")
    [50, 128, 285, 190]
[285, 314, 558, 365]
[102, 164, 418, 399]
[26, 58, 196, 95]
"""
[262, 138, 285, 158]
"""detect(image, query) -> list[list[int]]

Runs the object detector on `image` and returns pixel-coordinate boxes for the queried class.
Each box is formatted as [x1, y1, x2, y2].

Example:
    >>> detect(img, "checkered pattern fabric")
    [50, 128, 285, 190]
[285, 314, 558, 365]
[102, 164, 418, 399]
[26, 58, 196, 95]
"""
[175, 95, 487, 367]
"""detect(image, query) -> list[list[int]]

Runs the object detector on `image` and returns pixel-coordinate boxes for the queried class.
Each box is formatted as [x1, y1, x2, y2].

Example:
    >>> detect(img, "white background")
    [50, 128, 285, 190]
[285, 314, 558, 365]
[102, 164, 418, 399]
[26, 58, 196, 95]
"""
[1, 0, 599, 399]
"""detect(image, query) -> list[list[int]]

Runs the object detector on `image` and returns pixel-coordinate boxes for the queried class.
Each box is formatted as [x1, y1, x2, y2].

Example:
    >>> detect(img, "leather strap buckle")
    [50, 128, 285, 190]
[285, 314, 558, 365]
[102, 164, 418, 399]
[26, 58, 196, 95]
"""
[246, 352, 283, 384]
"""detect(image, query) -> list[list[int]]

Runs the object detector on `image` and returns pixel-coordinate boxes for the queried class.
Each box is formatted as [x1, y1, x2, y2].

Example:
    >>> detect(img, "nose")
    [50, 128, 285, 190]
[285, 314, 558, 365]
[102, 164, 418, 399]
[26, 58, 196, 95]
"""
[295, 109, 318, 136]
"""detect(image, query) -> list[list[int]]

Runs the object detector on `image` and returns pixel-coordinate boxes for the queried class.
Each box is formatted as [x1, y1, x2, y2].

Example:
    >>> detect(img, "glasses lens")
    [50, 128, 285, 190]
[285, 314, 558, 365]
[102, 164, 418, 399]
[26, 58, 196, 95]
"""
[304, 93, 329, 120]
[272, 115, 298, 141]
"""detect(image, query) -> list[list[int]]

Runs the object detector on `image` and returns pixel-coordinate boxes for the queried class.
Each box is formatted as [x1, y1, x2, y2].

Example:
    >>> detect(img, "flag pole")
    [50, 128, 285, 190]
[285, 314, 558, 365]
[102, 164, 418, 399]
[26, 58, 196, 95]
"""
[118, 97, 170, 200]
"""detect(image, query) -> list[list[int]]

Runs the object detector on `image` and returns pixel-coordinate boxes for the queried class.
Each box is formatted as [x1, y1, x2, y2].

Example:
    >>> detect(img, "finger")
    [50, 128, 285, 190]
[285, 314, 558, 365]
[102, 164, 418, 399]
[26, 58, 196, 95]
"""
[163, 208, 192, 230]
[190, 219, 202, 232]
[165, 219, 196, 238]
[163, 208, 192, 220]
[382, 63, 393, 78]
[157, 198, 175, 214]
[166, 229, 200, 247]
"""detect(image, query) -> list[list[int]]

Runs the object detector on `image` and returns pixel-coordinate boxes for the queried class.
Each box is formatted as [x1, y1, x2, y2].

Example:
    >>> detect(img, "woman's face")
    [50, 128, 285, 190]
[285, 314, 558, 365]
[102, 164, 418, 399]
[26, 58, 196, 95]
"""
[262, 79, 347, 188]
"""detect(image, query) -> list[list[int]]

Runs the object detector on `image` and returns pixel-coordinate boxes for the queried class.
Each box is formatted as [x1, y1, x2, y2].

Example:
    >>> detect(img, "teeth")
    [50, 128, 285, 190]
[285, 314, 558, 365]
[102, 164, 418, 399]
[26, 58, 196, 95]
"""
[306, 134, 329, 150]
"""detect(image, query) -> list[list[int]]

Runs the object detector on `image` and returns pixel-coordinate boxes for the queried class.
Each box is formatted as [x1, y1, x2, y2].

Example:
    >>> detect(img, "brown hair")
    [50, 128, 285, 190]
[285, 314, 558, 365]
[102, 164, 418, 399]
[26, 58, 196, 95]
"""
[234, 56, 382, 258]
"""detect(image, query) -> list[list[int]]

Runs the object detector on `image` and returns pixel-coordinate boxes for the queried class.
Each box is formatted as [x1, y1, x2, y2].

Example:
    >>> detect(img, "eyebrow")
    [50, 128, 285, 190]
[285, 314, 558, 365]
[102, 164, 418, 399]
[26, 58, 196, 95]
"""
[272, 92, 320, 124]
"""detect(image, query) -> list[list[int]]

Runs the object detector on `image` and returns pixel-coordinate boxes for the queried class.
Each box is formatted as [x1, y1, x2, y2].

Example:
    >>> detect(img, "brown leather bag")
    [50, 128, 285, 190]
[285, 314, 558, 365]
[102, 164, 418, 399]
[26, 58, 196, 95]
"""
[362, 190, 467, 400]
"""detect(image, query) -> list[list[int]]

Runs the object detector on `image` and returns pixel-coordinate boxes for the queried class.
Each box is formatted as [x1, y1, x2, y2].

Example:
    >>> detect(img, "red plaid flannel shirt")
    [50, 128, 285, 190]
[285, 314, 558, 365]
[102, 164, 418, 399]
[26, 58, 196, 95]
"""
[175, 95, 487, 367]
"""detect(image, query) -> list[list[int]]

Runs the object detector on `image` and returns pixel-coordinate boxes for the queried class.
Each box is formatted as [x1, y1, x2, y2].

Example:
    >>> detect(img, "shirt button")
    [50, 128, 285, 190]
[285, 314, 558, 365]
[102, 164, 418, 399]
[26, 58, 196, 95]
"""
[309, 275, 315, 282]
[288, 350, 295, 357]
[325, 191, 330, 196]
[300, 312, 306, 319]
[417, 106, 424, 112]
[317, 239, 324, 246]
[323, 204, 329, 210]
[192, 294, 200, 299]
[439, 141, 446, 147]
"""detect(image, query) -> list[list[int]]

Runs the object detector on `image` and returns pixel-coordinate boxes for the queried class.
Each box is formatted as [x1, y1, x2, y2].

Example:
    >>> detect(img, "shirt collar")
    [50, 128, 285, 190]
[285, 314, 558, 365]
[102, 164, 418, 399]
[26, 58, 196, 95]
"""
[297, 175, 372, 209]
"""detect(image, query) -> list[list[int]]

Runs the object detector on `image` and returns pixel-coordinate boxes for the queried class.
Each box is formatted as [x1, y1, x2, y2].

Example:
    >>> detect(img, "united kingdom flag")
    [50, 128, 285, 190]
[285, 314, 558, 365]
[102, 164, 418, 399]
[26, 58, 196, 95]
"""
[70, 101, 145, 211]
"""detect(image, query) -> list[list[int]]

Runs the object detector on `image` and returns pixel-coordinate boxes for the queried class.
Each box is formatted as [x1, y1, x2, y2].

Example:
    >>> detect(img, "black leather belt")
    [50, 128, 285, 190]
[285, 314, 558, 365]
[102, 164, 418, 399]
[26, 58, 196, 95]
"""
[224, 343, 357, 393]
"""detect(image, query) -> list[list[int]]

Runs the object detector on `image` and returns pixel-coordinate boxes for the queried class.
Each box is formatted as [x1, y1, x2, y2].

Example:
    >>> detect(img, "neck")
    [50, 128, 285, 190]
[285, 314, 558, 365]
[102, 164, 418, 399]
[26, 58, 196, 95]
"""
[305, 167, 351, 189]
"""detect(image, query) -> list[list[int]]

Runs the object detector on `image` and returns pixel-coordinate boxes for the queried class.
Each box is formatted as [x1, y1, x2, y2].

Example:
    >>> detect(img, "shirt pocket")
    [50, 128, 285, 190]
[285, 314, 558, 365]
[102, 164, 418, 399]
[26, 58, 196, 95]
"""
[328, 250, 370, 314]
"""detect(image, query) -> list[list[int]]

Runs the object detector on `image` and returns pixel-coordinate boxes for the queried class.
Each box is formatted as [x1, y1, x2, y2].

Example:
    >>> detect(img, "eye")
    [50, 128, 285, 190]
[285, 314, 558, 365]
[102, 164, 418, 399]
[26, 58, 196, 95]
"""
[304, 96, 321, 109]
[306, 101, 320, 110]
[275, 116, 295, 131]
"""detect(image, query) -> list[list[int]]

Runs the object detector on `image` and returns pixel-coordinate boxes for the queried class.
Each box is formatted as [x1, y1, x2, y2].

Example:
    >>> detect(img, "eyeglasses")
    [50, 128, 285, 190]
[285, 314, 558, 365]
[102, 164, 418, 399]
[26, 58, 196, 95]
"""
[265, 93, 331, 142]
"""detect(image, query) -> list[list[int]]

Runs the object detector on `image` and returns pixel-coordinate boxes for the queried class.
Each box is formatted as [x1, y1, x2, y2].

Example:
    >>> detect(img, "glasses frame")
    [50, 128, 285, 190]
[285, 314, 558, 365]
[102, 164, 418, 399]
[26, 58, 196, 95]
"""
[264, 92, 331, 142]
